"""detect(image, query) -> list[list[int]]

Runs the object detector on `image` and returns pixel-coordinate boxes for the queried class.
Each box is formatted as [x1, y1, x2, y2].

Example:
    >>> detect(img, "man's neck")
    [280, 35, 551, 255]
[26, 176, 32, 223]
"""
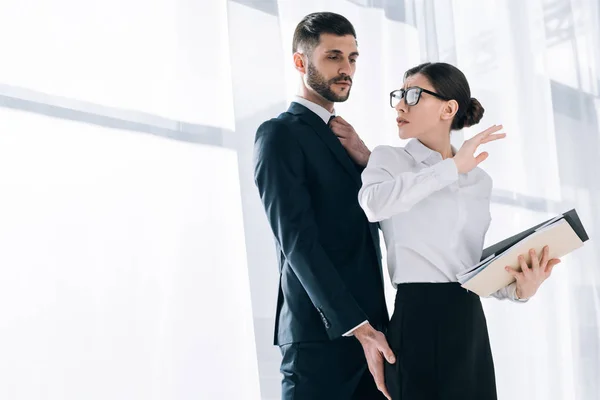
[297, 88, 334, 114]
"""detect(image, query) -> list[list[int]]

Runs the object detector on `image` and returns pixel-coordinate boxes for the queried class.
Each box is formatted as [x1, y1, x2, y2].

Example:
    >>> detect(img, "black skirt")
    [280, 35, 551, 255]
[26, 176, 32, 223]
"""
[384, 282, 497, 400]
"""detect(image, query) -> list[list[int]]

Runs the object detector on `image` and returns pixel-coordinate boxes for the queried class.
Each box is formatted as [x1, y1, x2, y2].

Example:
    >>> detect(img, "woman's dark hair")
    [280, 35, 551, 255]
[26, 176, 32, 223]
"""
[404, 62, 484, 130]
[292, 12, 357, 56]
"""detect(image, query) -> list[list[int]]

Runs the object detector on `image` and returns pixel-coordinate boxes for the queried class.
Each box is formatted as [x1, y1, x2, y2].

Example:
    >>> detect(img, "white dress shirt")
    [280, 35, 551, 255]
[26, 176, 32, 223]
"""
[293, 96, 335, 124]
[359, 139, 521, 301]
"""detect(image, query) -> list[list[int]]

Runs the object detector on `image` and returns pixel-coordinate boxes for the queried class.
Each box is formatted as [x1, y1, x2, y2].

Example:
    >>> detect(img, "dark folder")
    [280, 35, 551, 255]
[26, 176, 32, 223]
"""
[458, 209, 590, 297]
[481, 209, 589, 261]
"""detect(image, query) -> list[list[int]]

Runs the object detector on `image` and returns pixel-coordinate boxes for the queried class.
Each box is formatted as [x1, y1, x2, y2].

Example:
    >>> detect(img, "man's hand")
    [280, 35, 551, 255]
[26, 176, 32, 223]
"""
[353, 323, 395, 400]
[330, 116, 371, 167]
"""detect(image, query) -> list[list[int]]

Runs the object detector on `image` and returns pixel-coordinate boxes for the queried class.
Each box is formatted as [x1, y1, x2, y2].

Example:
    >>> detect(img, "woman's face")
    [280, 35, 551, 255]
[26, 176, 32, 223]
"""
[394, 73, 448, 140]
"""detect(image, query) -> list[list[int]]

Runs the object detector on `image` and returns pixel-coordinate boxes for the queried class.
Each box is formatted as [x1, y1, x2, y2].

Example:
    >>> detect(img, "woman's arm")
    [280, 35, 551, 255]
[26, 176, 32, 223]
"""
[358, 146, 459, 222]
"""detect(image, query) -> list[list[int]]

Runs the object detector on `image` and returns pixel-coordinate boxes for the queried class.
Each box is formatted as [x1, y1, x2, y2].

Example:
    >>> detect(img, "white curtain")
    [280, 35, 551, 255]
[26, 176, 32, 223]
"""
[1, 0, 598, 399]
[0, 0, 259, 399]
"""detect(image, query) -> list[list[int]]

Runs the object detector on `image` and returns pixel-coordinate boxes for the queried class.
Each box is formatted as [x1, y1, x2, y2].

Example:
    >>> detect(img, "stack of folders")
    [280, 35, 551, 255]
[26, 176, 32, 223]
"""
[457, 209, 590, 297]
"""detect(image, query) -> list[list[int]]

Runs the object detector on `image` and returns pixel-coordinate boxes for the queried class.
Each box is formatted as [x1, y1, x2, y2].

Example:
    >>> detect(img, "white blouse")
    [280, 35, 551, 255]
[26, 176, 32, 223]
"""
[359, 139, 519, 301]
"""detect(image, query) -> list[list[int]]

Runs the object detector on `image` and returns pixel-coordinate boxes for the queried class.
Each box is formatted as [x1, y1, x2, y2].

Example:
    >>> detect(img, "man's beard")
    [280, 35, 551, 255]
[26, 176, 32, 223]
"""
[306, 62, 352, 103]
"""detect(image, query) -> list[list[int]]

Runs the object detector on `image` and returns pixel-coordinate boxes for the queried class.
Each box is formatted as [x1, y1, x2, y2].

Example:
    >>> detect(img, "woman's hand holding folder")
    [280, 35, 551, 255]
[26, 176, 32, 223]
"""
[505, 246, 561, 299]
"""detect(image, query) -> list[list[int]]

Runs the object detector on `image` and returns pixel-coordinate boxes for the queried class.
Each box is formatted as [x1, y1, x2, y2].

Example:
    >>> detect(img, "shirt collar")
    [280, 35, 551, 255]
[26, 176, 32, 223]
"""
[405, 138, 457, 165]
[293, 96, 335, 125]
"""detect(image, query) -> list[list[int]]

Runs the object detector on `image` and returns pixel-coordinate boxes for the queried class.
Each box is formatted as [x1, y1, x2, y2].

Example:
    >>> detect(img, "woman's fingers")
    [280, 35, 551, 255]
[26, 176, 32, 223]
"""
[334, 116, 350, 126]
[474, 124, 504, 141]
[466, 129, 505, 155]
[539, 246, 550, 271]
[480, 133, 507, 144]
[505, 266, 522, 280]
[545, 259, 561, 277]
[530, 249, 541, 271]
[519, 255, 532, 277]
[331, 123, 349, 138]
[474, 151, 489, 165]
[466, 131, 506, 165]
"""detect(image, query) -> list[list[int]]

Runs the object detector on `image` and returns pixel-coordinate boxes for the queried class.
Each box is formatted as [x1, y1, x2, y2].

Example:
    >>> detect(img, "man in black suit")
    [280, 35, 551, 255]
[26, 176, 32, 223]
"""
[253, 12, 394, 400]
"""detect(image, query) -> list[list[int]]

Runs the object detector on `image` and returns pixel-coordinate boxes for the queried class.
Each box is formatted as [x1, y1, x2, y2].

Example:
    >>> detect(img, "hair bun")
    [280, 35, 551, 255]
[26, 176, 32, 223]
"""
[462, 98, 484, 128]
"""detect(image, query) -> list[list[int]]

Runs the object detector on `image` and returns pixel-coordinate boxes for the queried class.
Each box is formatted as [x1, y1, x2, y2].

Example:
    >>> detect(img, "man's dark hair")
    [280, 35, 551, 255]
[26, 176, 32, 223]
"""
[292, 12, 356, 56]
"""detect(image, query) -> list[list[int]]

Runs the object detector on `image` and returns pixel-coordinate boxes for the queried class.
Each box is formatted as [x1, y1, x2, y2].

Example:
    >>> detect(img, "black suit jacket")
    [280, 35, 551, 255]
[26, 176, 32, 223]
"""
[254, 102, 388, 345]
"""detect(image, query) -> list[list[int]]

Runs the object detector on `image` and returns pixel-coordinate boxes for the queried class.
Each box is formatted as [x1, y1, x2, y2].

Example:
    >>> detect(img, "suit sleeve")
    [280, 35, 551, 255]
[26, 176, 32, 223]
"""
[253, 120, 368, 340]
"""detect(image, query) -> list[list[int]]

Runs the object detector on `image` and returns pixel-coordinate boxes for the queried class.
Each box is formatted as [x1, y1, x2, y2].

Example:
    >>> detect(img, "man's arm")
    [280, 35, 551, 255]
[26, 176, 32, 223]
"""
[253, 120, 367, 339]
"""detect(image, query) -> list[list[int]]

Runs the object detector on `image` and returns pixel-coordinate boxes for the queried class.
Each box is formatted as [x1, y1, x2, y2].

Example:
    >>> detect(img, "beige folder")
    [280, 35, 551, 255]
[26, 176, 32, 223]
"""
[461, 219, 584, 297]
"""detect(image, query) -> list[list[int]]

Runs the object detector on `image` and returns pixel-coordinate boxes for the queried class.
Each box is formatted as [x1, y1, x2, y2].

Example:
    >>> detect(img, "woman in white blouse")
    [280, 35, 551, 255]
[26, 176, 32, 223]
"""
[331, 62, 560, 400]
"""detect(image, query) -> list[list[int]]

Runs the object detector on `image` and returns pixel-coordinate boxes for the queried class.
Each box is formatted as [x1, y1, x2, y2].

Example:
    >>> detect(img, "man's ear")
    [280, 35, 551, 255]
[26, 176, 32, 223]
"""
[293, 52, 307, 74]
[441, 99, 459, 122]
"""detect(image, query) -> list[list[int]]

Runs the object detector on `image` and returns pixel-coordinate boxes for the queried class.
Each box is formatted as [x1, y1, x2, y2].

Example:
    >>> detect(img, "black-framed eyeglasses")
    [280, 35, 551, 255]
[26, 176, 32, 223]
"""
[389, 87, 450, 108]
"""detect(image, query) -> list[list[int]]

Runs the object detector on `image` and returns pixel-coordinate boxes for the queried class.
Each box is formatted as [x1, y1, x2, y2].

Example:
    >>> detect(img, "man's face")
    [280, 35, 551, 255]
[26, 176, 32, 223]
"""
[304, 33, 358, 103]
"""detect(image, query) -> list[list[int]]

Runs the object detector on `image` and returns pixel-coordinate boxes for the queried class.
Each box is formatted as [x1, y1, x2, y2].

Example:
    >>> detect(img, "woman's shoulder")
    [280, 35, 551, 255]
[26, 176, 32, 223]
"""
[370, 145, 414, 167]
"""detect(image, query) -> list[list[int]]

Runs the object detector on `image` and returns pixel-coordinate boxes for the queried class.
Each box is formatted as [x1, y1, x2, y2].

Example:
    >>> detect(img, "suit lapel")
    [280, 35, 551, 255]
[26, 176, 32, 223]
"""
[287, 103, 385, 285]
[287, 102, 362, 188]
